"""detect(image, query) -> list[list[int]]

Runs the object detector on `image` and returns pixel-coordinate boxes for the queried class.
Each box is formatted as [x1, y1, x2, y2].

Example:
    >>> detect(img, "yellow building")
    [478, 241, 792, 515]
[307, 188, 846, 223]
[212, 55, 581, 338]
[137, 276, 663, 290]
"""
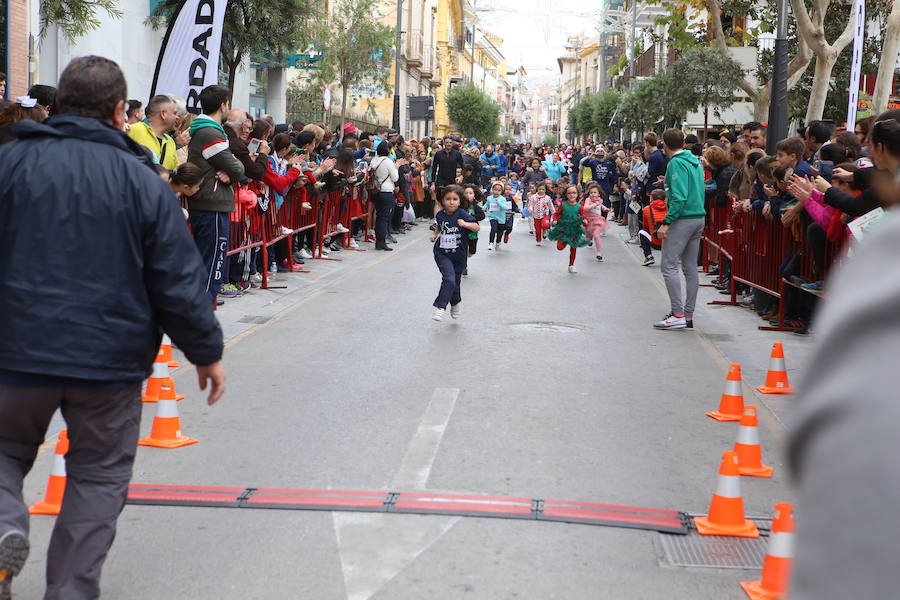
[433, 0, 511, 138]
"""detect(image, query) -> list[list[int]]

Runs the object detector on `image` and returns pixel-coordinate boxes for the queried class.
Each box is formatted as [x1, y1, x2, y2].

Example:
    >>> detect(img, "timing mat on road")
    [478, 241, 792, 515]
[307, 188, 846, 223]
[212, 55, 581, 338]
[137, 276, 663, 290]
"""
[126, 484, 689, 534]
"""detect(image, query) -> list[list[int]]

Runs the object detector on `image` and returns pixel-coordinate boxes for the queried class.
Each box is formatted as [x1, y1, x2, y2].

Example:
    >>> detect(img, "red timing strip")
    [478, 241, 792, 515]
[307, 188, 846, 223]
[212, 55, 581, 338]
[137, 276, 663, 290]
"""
[125, 484, 688, 534]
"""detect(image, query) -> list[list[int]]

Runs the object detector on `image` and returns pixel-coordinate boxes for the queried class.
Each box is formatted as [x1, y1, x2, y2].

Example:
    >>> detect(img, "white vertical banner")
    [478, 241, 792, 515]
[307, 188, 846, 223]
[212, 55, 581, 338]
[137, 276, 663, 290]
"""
[150, 0, 228, 114]
[846, 0, 865, 129]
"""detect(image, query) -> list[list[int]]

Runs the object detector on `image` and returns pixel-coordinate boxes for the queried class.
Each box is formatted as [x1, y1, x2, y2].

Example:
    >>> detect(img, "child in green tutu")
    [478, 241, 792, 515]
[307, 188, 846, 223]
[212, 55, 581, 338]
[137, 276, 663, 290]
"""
[547, 184, 590, 273]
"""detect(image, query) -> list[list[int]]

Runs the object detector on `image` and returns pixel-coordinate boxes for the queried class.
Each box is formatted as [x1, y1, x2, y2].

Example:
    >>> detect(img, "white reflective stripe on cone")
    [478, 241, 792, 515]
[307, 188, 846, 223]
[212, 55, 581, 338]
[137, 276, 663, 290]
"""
[715, 474, 742, 498]
[724, 379, 743, 396]
[736, 425, 760, 445]
[162, 333, 172, 345]
[50, 454, 66, 477]
[770, 357, 787, 371]
[156, 399, 179, 418]
[766, 531, 795, 558]
[151, 362, 168, 378]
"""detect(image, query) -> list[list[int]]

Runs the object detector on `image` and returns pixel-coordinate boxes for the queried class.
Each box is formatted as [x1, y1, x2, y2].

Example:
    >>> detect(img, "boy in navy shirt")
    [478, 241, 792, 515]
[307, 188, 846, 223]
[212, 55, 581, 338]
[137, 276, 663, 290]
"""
[431, 185, 480, 321]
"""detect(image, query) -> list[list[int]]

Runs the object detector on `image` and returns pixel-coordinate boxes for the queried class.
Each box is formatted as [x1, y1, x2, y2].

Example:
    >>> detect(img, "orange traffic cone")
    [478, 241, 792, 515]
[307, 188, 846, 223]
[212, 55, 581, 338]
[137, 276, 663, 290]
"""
[160, 334, 181, 369]
[734, 406, 773, 478]
[138, 384, 198, 449]
[706, 364, 745, 421]
[741, 503, 795, 599]
[29, 430, 69, 515]
[695, 450, 759, 538]
[142, 347, 185, 403]
[756, 343, 795, 394]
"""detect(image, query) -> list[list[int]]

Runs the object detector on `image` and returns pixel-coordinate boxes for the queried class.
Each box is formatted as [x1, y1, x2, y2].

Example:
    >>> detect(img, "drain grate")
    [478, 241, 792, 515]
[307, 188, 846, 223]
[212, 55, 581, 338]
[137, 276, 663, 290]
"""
[237, 315, 272, 324]
[658, 532, 768, 569]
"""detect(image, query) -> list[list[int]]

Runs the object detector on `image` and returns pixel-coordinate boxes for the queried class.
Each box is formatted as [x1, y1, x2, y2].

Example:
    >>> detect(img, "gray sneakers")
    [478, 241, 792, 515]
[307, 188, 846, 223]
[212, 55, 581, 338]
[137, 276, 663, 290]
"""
[0, 531, 29, 600]
[653, 313, 687, 330]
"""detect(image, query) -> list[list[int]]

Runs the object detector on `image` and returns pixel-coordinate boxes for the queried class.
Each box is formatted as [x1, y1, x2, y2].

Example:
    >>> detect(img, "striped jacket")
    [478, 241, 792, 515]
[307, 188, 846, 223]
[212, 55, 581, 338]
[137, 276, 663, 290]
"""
[185, 115, 245, 212]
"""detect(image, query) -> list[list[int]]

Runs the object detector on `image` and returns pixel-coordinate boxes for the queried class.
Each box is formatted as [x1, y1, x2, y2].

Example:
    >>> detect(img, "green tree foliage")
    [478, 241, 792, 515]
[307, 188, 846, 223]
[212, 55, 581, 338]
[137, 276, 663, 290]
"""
[670, 47, 745, 138]
[150, 0, 313, 97]
[591, 89, 622, 138]
[312, 0, 395, 134]
[446, 83, 501, 141]
[39, 0, 121, 40]
[617, 79, 660, 135]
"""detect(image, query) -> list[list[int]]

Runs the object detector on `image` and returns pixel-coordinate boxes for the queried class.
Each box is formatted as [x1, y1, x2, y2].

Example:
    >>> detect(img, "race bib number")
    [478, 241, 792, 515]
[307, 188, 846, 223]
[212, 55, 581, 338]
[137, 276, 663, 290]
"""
[439, 232, 459, 250]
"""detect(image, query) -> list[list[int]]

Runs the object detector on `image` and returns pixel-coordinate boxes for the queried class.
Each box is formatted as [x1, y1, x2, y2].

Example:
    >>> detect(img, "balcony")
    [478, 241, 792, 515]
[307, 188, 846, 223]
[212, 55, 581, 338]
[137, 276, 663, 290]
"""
[405, 32, 424, 68]
[421, 46, 437, 80]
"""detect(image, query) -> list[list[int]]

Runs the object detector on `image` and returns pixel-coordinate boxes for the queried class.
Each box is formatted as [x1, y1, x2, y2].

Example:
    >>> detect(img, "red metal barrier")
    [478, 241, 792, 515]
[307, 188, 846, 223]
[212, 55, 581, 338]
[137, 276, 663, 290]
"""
[704, 207, 844, 332]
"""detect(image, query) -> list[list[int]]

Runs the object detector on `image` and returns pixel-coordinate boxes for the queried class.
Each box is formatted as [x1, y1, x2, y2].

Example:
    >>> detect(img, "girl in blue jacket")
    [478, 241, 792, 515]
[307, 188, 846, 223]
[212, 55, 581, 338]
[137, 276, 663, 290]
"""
[482, 182, 509, 251]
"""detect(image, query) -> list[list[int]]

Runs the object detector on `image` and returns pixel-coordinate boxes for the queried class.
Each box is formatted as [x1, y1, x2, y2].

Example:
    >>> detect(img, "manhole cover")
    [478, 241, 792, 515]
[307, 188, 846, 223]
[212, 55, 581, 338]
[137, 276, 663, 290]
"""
[237, 315, 272, 324]
[657, 532, 768, 569]
[509, 322, 585, 333]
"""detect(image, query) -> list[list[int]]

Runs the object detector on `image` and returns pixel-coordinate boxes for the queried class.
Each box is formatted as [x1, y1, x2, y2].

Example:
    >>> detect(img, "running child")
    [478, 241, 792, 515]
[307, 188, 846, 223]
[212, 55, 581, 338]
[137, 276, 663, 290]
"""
[525, 183, 537, 233]
[529, 183, 554, 246]
[547, 184, 590, 273]
[501, 183, 520, 244]
[431, 185, 480, 321]
[583, 183, 612, 261]
[483, 181, 509, 251]
[462, 184, 486, 275]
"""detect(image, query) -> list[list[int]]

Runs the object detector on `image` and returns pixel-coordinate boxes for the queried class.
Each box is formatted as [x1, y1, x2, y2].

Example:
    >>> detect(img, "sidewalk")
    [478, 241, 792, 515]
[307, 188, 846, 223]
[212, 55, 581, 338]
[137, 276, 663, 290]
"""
[615, 230, 813, 428]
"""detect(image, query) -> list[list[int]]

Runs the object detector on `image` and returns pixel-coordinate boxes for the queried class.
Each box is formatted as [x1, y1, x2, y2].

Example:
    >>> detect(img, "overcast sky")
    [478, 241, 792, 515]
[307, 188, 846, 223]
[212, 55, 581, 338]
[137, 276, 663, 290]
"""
[475, 0, 602, 84]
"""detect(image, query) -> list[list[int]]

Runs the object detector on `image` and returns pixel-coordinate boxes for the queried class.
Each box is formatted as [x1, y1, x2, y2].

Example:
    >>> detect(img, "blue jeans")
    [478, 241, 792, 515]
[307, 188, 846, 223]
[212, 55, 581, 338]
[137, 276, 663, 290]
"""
[433, 252, 466, 308]
[188, 210, 230, 303]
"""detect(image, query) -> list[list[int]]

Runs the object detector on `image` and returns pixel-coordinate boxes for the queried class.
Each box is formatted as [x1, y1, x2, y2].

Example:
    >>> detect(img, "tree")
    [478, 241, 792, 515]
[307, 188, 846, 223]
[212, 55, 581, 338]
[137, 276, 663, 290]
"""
[150, 0, 313, 97]
[446, 83, 501, 141]
[789, 0, 858, 122]
[671, 46, 745, 139]
[39, 0, 121, 39]
[312, 0, 395, 135]
[655, 0, 813, 121]
[591, 89, 621, 139]
[873, 1, 900, 114]
[617, 79, 660, 136]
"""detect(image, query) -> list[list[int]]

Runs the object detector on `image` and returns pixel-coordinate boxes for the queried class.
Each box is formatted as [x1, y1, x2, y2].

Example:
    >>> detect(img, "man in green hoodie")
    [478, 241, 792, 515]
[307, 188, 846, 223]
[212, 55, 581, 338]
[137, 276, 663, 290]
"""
[654, 128, 706, 330]
[186, 85, 245, 305]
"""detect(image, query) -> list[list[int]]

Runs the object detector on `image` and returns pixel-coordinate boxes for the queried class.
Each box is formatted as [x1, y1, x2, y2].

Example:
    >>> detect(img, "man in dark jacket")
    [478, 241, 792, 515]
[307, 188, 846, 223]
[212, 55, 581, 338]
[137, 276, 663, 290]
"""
[429, 136, 464, 195]
[186, 85, 245, 303]
[0, 56, 225, 599]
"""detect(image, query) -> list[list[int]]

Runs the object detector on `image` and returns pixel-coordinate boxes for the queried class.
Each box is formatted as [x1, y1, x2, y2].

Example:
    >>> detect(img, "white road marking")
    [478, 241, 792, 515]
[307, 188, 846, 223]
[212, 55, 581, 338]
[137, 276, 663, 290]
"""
[391, 387, 459, 490]
[334, 388, 461, 600]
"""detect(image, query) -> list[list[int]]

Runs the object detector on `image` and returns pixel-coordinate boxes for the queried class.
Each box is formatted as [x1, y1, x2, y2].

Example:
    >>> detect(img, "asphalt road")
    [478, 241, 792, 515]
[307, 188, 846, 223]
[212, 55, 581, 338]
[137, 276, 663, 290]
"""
[18, 218, 794, 599]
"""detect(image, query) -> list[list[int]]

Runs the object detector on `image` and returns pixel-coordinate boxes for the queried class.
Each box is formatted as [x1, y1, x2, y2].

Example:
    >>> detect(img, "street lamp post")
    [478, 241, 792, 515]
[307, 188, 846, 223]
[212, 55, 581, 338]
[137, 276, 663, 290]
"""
[766, 0, 789, 155]
[392, 0, 404, 131]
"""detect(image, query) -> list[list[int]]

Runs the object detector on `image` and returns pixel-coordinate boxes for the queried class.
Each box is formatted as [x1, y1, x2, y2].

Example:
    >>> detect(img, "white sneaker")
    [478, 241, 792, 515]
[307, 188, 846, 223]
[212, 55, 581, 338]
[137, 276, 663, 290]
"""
[299, 248, 313, 259]
[432, 307, 445, 321]
[568, 265, 577, 273]
[535, 241, 541, 246]
[301, 202, 312, 210]
[494, 242, 500, 251]
[336, 224, 350, 233]
[281, 226, 293, 236]
[250, 273, 263, 284]
[653, 313, 687, 330]
[450, 303, 460, 319]
[349, 239, 359, 249]
[321, 245, 330, 255]
[488, 245, 493, 251]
